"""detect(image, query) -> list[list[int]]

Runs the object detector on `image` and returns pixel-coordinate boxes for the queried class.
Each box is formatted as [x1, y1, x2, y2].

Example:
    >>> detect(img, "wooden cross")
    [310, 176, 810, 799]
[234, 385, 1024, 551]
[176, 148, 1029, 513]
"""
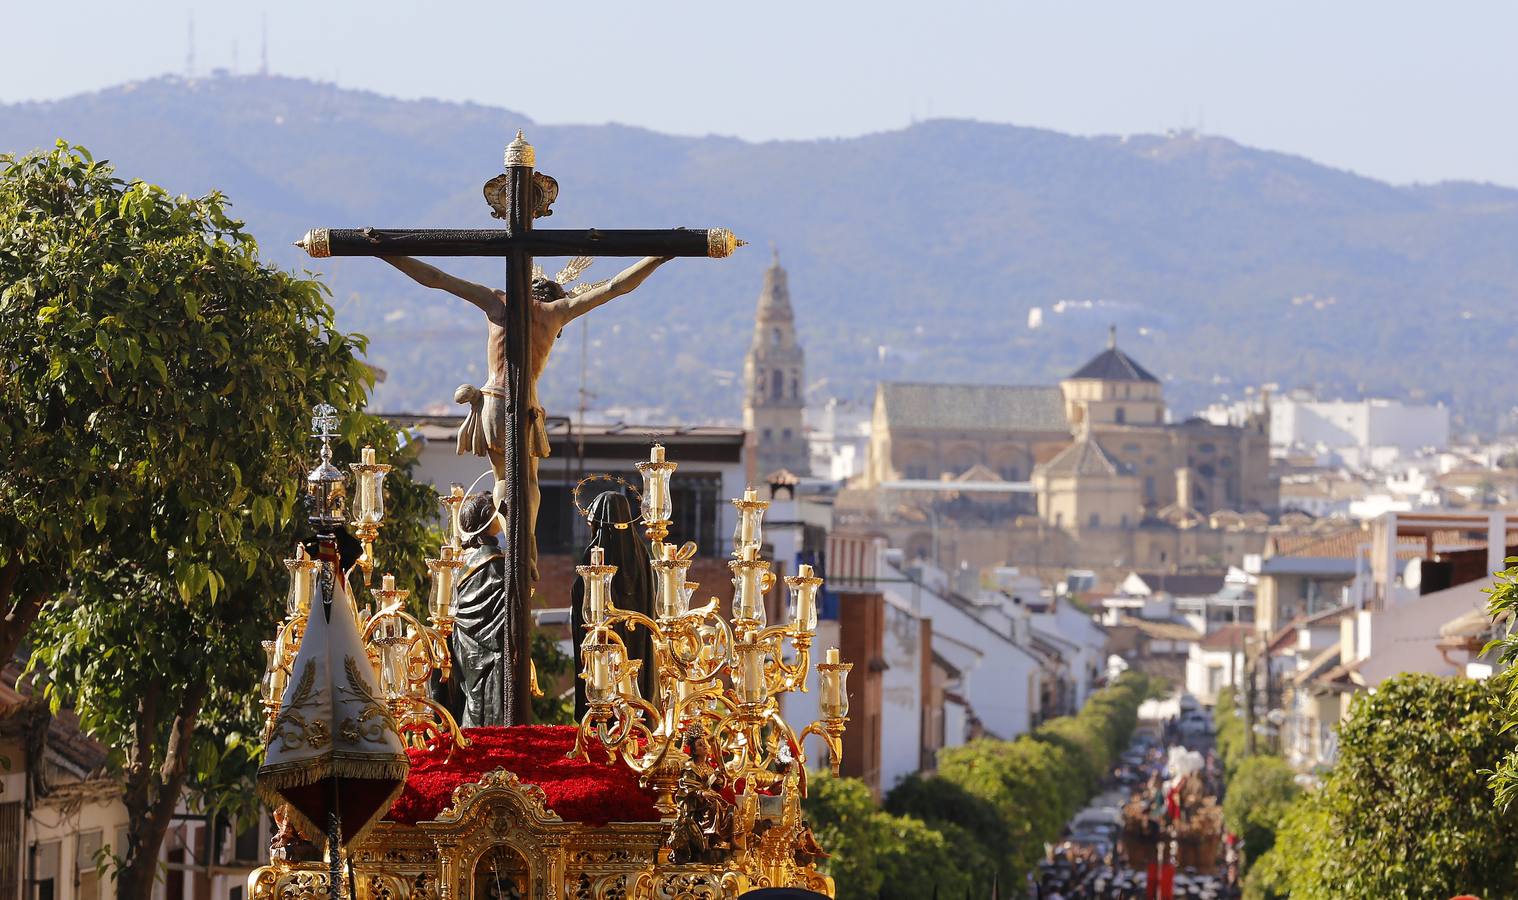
[296, 131, 741, 725]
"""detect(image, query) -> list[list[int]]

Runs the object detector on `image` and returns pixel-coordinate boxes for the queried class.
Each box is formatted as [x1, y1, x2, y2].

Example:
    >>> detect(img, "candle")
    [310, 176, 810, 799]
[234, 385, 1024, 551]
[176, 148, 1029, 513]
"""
[827, 647, 840, 665]
[591, 649, 611, 692]
[295, 563, 312, 615]
[591, 547, 604, 566]
[362, 447, 376, 465]
[589, 577, 606, 623]
[360, 472, 376, 521]
[739, 493, 757, 546]
[382, 573, 396, 593]
[651, 444, 665, 463]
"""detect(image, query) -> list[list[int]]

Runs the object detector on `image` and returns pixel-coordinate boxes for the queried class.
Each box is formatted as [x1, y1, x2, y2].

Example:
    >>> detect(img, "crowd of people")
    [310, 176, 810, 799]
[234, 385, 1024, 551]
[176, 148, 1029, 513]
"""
[1028, 718, 1237, 900]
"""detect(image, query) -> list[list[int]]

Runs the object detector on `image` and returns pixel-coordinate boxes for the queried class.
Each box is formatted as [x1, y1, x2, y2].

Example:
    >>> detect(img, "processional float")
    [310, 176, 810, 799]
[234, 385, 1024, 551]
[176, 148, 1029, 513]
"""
[250, 135, 851, 900]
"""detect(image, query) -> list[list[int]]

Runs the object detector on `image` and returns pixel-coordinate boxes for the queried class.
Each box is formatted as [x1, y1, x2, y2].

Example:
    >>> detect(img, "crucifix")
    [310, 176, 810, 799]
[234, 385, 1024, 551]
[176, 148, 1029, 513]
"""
[296, 131, 742, 726]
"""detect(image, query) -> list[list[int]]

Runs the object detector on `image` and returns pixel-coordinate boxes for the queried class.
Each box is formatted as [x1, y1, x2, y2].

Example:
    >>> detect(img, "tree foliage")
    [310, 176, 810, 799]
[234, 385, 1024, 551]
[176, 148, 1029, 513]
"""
[1249, 674, 1518, 899]
[803, 671, 1153, 898]
[1482, 557, 1518, 808]
[1221, 755, 1298, 871]
[1, 143, 442, 897]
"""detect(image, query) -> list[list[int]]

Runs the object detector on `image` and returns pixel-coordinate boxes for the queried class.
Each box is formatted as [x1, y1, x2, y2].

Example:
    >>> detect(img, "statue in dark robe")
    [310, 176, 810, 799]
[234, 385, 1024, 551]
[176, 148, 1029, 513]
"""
[571, 492, 655, 719]
[449, 493, 528, 727]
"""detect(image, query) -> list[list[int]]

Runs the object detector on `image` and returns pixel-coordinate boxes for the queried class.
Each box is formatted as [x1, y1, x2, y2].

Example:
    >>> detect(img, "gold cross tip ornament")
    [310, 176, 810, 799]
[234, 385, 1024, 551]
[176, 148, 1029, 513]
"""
[707, 227, 747, 259]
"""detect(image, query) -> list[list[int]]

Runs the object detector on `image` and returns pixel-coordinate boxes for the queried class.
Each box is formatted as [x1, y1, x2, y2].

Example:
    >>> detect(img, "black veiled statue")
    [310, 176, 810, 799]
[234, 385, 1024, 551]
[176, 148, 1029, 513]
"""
[571, 492, 656, 719]
[448, 492, 527, 727]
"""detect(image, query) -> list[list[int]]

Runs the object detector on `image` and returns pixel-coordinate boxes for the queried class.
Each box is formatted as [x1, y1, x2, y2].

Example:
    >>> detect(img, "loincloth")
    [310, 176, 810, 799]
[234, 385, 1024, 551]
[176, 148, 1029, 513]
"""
[456, 383, 551, 460]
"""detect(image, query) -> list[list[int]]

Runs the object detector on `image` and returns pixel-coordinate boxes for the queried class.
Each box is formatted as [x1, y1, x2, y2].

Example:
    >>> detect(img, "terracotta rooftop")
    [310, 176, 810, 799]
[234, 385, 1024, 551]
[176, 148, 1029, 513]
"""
[1268, 528, 1442, 560]
[1114, 615, 1203, 643]
[1198, 623, 1253, 651]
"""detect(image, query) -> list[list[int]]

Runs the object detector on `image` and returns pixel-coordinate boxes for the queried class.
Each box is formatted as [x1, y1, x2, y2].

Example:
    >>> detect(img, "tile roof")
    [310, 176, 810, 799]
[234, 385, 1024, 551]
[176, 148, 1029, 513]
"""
[1114, 615, 1203, 642]
[1068, 346, 1160, 383]
[1268, 528, 1435, 561]
[1037, 435, 1127, 477]
[877, 383, 1069, 433]
[1198, 623, 1253, 651]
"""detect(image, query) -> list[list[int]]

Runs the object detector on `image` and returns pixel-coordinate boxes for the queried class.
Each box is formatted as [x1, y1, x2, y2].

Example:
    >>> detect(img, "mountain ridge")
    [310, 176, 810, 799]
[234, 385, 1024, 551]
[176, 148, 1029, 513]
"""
[5, 74, 1516, 430]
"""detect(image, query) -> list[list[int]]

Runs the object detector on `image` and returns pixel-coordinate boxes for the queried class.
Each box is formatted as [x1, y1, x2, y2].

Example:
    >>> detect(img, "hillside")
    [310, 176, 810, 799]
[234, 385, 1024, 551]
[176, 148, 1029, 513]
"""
[5, 74, 1518, 429]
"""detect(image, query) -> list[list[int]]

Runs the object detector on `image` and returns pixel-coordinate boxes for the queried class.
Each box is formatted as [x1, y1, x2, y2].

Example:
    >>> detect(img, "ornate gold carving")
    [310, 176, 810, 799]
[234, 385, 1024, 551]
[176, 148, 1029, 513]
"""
[504, 130, 536, 168]
[297, 228, 332, 259]
[705, 229, 744, 259]
[431, 768, 562, 827]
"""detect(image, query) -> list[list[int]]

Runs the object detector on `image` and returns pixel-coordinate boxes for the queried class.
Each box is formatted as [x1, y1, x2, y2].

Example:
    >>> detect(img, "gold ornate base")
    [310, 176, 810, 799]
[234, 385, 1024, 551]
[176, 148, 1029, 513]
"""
[249, 769, 832, 900]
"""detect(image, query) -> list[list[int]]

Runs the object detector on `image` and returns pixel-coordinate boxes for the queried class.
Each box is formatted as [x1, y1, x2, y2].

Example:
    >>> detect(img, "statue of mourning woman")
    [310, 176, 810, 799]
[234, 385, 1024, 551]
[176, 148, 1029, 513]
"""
[447, 493, 528, 728]
[570, 492, 655, 719]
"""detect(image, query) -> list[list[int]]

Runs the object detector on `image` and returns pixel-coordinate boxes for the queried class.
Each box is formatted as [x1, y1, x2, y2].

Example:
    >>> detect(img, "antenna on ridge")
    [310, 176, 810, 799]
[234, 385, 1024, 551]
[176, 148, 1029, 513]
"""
[260, 14, 269, 76]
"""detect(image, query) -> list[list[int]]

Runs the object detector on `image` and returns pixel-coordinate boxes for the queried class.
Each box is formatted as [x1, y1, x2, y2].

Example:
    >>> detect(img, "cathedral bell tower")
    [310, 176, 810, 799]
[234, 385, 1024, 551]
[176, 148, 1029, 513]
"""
[743, 252, 810, 480]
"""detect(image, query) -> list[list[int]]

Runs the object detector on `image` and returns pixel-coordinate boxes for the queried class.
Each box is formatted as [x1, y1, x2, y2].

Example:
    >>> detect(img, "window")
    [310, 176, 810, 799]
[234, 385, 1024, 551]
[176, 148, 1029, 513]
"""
[535, 482, 576, 555]
[32, 841, 59, 900]
[1220, 456, 1232, 469]
[1088, 512, 1100, 528]
[790, 375, 799, 400]
[770, 370, 783, 400]
[233, 817, 263, 863]
[781, 428, 792, 442]
[1144, 476, 1156, 500]
[771, 327, 781, 346]
[1114, 407, 1126, 424]
[76, 831, 102, 900]
[670, 472, 724, 555]
[762, 428, 772, 442]
[1199, 442, 1216, 454]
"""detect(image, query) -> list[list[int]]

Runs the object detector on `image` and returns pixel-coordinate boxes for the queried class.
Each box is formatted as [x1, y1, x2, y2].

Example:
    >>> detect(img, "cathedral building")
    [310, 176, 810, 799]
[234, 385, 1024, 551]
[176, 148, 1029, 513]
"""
[743, 253, 810, 479]
[865, 328, 1274, 522]
[848, 330, 1277, 579]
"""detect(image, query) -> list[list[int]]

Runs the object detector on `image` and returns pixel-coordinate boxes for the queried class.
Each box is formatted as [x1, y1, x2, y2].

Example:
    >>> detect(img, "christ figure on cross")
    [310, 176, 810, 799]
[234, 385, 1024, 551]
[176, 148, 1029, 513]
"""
[382, 254, 671, 580]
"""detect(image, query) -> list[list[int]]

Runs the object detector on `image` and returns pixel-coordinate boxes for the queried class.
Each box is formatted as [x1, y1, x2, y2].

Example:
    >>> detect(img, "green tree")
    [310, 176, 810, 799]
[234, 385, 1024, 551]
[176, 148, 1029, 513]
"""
[1482, 557, 1518, 808]
[1243, 792, 1324, 900]
[884, 773, 1006, 883]
[803, 775, 885, 900]
[1, 144, 441, 898]
[1222, 755, 1299, 872]
[1254, 674, 1518, 899]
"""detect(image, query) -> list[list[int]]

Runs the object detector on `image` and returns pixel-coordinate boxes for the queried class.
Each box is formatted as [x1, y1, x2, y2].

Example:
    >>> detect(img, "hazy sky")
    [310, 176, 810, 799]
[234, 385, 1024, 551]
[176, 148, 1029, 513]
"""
[6, 1, 1517, 187]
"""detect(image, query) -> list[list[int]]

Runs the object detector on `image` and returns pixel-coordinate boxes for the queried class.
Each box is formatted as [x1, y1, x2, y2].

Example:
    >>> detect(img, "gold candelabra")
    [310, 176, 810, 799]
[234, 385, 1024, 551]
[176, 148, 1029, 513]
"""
[260, 444, 470, 752]
[571, 444, 852, 881]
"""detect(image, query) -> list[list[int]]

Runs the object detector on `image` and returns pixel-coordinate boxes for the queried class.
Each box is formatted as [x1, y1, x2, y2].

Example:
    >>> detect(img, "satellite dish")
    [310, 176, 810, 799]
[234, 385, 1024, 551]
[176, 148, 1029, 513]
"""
[1403, 557, 1422, 591]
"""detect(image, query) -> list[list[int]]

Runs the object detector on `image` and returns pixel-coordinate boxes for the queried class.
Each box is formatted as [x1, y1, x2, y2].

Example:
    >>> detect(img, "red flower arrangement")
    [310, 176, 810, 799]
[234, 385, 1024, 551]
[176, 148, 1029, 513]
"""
[385, 725, 661, 827]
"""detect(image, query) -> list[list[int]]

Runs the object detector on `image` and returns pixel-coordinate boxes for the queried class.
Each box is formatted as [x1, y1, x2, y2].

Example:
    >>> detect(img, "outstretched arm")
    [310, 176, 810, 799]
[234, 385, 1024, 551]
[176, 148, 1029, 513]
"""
[381, 256, 499, 316]
[548, 256, 672, 326]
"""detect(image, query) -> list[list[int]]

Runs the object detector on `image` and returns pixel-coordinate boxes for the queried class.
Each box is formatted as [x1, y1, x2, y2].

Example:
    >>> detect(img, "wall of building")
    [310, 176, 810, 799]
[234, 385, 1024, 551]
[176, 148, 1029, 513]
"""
[879, 600, 926, 792]
[1272, 397, 1450, 452]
